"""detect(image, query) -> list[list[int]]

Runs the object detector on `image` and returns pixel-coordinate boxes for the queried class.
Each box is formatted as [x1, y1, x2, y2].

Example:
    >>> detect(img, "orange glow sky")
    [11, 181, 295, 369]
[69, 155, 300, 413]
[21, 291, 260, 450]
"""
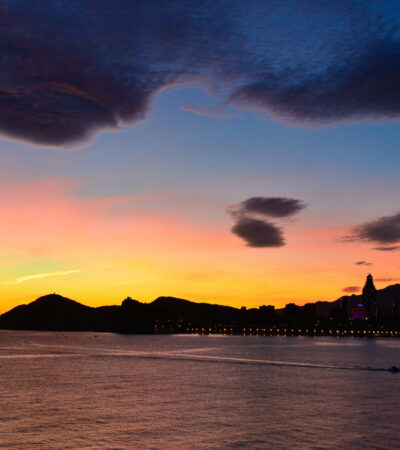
[0, 119, 398, 314]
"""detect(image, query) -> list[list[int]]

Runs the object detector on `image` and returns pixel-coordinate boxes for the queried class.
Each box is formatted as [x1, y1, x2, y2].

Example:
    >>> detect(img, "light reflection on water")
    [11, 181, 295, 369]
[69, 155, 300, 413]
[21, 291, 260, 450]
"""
[0, 331, 399, 449]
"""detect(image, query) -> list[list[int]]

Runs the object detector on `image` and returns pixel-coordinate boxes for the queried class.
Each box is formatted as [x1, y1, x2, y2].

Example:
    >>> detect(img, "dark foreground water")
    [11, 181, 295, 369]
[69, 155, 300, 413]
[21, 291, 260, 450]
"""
[1, 332, 400, 449]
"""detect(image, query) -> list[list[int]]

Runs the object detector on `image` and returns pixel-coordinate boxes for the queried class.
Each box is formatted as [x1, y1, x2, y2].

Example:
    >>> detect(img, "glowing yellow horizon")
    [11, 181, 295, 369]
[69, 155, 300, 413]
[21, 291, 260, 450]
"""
[0, 179, 395, 315]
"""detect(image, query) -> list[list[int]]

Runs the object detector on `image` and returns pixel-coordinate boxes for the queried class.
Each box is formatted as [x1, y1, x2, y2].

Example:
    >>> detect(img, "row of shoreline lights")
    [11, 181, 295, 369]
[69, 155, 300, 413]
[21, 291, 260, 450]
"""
[155, 325, 400, 336]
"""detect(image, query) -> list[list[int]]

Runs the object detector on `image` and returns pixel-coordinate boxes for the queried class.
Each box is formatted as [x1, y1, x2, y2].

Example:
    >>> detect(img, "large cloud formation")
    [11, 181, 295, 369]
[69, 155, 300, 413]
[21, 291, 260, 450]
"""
[228, 196, 305, 247]
[0, 1, 398, 147]
[349, 212, 400, 250]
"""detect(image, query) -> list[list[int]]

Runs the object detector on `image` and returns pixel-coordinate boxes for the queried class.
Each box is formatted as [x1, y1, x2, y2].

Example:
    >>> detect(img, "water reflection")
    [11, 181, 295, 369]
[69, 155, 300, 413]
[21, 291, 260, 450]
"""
[0, 332, 399, 448]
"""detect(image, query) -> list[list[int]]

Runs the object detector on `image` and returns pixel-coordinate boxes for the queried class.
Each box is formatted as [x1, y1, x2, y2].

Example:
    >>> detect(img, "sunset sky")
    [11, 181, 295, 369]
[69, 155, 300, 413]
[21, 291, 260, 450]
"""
[1, 0, 400, 312]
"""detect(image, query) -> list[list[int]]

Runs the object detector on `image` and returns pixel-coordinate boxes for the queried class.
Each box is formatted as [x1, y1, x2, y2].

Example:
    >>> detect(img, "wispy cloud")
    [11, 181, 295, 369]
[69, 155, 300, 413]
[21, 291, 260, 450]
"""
[342, 286, 360, 293]
[182, 105, 235, 119]
[375, 278, 399, 283]
[7, 270, 80, 285]
[373, 246, 400, 252]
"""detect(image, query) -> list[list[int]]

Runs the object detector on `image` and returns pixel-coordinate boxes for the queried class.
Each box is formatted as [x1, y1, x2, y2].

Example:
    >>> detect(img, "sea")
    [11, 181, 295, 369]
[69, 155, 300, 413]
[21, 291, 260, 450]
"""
[0, 331, 399, 449]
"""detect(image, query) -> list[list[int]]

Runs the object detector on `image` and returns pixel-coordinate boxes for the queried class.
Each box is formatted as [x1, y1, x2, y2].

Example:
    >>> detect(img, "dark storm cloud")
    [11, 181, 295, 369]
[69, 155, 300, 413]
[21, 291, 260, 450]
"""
[231, 217, 285, 248]
[0, 0, 235, 146]
[354, 261, 372, 266]
[350, 212, 400, 245]
[342, 286, 360, 293]
[0, 1, 399, 147]
[230, 38, 400, 125]
[229, 197, 306, 219]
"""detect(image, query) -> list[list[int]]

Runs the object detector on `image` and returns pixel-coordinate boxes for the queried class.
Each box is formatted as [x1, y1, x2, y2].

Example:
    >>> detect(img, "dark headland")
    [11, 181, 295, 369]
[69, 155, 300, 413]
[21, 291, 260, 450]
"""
[1, 277, 400, 337]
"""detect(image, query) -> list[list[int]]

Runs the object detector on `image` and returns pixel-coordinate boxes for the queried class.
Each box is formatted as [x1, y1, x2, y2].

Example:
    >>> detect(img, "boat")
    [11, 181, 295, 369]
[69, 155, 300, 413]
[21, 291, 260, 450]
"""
[389, 365, 399, 373]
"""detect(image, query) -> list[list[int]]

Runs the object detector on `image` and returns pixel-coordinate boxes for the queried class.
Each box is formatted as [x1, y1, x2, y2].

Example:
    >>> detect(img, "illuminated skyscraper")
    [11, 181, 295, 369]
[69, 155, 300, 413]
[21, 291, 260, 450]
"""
[362, 274, 377, 321]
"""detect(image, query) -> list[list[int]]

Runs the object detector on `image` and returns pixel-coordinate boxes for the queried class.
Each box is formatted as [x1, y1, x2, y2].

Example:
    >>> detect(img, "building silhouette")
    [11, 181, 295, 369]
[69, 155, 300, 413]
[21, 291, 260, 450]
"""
[362, 274, 377, 321]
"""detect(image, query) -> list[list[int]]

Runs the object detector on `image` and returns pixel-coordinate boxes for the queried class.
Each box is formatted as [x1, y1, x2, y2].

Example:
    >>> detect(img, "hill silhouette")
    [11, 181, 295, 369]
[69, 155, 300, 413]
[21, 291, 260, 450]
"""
[1, 284, 400, 334]
[0, 294, 96, 331]
[0, 293, 241, 333]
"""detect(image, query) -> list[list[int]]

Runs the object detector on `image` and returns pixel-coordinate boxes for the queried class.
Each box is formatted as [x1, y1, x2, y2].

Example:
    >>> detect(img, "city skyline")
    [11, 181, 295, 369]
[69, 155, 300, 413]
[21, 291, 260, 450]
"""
[1, 1, 400, 313]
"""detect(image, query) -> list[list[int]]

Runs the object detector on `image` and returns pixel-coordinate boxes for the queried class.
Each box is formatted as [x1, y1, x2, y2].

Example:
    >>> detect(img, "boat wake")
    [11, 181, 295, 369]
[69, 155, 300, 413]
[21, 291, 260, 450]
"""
[0, 344, 396, 372]
[97, 350, 393, 373]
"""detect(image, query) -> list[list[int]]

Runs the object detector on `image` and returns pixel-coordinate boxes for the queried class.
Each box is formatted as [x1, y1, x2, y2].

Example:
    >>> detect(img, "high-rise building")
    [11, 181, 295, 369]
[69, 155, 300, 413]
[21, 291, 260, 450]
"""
[362, 274, 377, 321]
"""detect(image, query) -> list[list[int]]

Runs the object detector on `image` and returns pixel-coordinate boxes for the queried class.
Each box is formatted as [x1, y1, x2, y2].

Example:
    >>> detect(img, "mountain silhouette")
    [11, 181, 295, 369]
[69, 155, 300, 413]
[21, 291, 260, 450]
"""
[0, 293, 240, 333]
[0, 294, 96, 331]
[1, 284, 400, 333]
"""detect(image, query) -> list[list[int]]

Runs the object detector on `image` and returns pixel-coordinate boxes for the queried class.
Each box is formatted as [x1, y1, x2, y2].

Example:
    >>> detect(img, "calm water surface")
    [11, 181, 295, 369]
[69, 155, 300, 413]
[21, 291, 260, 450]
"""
[0, 331, 399, 449]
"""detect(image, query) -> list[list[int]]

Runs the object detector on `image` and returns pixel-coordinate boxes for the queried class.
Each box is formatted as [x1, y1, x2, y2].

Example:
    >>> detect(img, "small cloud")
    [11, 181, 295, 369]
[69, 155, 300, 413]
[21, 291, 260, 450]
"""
[354, 261, 372, 266]
[342, 286, 360, 293]
[7, 269, 80, 285]
[181, 105, 235, 118]
[373, 246, 400, 252]
[229, 196, 306, 219]
[349, 212, 400, 245]
[231, 217, 284, 248]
